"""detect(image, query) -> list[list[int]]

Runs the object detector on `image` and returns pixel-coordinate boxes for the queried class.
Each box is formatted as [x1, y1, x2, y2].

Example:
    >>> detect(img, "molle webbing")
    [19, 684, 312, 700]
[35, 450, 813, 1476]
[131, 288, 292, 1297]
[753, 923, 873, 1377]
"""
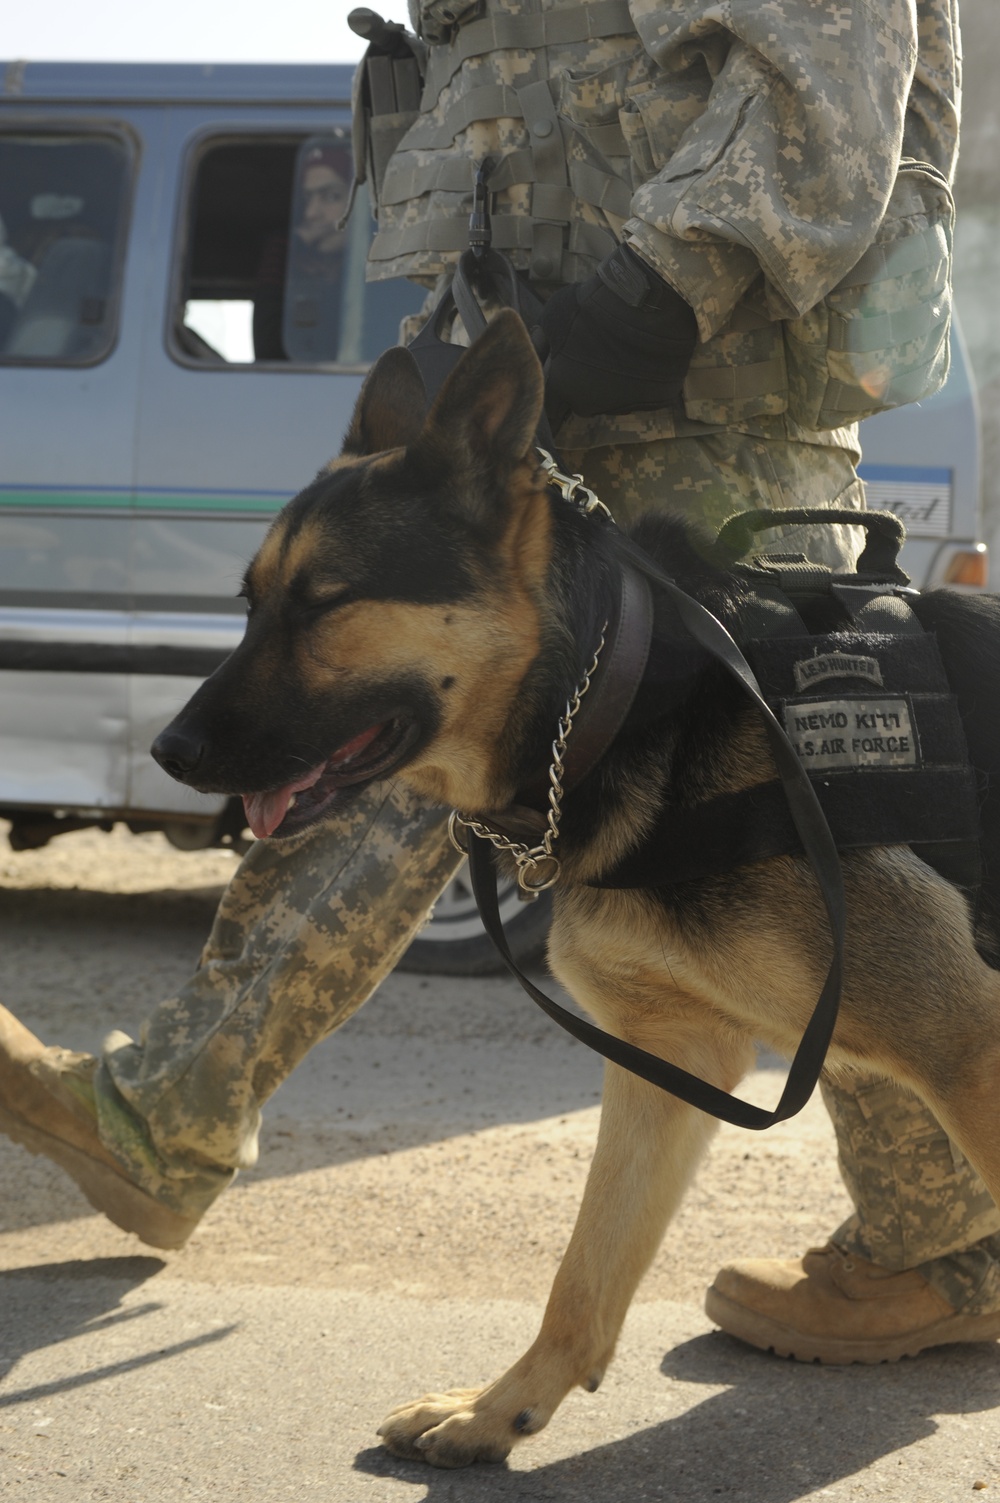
[680, 302, 788, 413]
[370, 209, 616, 267]
[418, 0, 634, 97]
[378, 148, 631, 216]
[400, 85, 522, 148]
[371, 0, 635, 282]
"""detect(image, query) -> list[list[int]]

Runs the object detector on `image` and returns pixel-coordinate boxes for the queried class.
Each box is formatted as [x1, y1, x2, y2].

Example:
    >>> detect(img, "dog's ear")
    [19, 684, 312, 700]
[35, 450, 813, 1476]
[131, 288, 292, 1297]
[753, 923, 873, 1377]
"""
[418, 310, 544, 516]
[341, 346, 428, 456]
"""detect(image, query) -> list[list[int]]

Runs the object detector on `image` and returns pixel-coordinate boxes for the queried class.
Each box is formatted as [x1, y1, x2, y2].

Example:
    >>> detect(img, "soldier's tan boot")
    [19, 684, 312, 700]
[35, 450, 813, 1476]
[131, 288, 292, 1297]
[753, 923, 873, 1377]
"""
[705, 1244, 1000, 1364]
[0, 1004, 202, 1250]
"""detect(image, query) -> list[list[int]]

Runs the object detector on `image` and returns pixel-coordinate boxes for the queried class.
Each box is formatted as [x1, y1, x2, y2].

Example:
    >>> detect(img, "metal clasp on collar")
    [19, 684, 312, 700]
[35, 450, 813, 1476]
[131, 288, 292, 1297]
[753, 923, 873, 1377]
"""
[537, 448, 614, 522]
[449, 811, 560, 894]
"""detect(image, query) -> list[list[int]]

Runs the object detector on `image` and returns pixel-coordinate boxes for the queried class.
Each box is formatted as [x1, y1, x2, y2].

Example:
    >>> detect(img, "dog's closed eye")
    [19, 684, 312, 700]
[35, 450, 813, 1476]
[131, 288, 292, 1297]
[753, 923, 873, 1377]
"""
[297, 588, 353, 623]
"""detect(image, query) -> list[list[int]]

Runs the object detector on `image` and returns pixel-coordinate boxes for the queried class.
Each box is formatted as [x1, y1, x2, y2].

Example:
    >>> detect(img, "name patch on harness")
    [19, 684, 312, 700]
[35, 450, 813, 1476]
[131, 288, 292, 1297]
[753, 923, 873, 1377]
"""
[792, 653, 883, 692]
[782, 696, 919, 771]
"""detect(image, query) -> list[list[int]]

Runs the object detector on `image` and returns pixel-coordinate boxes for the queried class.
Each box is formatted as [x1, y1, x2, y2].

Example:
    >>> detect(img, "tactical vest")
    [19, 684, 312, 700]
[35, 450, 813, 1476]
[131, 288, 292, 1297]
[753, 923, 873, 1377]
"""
[362, 0, 637, 288]
[464, 502, 985, 1129]
[351, 2, 955, 430]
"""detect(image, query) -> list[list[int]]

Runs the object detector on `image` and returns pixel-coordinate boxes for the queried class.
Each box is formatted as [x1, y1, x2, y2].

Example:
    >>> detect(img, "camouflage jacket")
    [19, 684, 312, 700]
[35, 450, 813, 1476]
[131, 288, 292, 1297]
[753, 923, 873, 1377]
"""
[362, 0, 960, 446]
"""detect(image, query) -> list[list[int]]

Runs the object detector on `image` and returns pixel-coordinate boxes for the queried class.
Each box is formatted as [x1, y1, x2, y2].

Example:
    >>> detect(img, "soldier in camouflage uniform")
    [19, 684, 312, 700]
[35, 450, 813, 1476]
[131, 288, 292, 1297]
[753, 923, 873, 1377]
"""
[2, 0, 998, 1362]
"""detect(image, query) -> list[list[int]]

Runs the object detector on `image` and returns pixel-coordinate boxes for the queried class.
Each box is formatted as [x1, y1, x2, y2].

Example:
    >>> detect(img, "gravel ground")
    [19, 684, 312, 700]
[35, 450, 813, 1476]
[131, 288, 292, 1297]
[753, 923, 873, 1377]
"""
[0, 822, 849, 1302]
[1, 822, 998, 1501]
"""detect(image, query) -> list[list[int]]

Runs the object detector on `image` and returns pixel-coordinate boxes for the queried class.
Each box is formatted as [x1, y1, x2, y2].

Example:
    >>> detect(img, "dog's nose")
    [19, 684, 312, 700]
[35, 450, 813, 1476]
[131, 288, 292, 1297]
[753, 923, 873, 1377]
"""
[151, 727, 205, 783]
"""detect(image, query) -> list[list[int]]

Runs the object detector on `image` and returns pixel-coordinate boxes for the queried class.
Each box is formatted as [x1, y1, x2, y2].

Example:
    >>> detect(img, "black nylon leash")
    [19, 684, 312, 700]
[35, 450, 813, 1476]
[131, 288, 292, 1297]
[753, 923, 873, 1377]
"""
[466, 542, 848, 1129]
[407, 248, 563, 455]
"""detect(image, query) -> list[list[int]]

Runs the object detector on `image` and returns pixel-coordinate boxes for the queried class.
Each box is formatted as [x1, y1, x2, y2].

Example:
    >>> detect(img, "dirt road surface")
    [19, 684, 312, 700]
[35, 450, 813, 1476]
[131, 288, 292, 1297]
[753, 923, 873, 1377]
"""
[1, 825, 998, 1501]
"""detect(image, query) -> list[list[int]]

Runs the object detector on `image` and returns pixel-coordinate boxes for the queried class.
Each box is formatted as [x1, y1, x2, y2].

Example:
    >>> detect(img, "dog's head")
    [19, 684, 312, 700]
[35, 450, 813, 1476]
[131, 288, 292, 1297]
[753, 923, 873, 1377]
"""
[152, 310, 554, 837]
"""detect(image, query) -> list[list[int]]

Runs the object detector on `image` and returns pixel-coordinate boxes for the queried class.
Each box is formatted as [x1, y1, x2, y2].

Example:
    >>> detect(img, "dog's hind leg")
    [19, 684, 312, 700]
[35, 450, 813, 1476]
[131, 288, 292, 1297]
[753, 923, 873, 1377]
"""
[833, 868, 1000, 1232]
[377, 1014, 753, 1468]
[905, 999, 1000, 1219]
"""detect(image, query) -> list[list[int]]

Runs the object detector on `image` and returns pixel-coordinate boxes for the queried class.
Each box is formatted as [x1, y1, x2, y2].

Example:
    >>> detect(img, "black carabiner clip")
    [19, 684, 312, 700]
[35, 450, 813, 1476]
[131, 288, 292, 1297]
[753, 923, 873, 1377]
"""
[468, 157, 494, 261]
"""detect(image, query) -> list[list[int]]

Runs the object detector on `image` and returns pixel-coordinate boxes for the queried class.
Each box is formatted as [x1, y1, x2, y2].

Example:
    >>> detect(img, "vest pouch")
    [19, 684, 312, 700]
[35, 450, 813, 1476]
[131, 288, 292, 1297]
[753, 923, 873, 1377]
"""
[349, 16, 426, 212]
[784, 161, 954, 431]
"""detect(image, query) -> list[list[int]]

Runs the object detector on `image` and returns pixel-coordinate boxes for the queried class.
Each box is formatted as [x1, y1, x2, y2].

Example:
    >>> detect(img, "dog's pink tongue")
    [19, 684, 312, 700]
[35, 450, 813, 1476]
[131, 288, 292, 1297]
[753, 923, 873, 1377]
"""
[241, 727, 386, 839]
[242, 762, 326, 839]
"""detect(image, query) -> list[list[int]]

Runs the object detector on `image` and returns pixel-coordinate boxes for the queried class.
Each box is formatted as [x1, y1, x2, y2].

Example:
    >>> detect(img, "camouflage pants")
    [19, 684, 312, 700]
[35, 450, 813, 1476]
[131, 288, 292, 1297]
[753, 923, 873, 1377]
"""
[95, 784, 464, 1220]
[94, 429, 1000, 1311]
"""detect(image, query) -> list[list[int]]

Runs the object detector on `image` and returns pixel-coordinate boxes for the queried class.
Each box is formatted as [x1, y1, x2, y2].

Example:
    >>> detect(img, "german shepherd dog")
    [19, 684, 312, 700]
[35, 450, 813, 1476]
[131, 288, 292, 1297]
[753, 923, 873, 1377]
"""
[153, 311, 1000, 1468]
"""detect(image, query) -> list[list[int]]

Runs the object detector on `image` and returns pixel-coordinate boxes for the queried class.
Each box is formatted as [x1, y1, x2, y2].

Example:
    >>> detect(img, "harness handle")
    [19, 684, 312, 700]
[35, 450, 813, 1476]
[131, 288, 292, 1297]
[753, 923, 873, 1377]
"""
[715, 506, 909, 584]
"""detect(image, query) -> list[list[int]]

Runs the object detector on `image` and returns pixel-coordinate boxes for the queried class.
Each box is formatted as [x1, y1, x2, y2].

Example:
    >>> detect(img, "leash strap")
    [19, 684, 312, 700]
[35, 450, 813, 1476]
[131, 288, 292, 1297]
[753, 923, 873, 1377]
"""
[469, 531, 848, 1130]
[407, 247, 847, 1126]
[406, 248, 561, 453]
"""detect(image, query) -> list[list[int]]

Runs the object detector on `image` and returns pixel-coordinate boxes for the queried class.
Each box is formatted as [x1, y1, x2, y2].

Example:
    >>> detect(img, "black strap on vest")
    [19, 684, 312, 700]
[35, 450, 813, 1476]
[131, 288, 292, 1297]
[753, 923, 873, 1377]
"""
[595, 768, 980, 893]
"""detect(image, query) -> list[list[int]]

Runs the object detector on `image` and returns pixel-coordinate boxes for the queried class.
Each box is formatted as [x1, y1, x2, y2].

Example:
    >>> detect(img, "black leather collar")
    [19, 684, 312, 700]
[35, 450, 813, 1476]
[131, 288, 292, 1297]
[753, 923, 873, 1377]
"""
[474, 558, 654, 844]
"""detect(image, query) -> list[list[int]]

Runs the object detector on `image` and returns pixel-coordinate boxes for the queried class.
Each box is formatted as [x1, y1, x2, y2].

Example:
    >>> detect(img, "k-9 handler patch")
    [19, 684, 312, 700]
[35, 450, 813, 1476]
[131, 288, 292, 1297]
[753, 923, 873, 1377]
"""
[781, 695, 919, 772]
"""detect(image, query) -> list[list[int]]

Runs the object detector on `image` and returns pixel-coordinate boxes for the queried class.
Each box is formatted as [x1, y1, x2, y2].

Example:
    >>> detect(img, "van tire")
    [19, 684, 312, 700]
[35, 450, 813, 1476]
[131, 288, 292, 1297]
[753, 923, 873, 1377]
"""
[398, 861, 552, 976]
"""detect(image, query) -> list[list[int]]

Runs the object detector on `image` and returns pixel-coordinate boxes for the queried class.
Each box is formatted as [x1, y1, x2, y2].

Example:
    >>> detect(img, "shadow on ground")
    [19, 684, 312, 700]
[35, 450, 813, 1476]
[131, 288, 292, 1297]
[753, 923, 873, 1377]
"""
[354, 1331, 1000, 1501]
[0, 1257, 236, 1402]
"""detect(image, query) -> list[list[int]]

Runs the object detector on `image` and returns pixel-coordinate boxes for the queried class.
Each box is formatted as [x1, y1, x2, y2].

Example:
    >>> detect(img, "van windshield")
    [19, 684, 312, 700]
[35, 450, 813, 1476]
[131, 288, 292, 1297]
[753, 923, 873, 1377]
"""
[0, 133, 131, 366]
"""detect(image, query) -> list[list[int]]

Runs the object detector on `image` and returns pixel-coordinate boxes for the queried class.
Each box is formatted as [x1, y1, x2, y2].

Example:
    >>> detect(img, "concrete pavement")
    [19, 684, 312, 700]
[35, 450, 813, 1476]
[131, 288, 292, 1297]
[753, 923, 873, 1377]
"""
[1, 827, 998, 1500]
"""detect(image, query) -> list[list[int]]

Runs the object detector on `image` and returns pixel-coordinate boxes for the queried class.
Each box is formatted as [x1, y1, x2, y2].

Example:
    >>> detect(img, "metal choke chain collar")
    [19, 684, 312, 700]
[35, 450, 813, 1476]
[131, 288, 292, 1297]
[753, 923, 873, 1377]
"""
[448, 449, 615, 894]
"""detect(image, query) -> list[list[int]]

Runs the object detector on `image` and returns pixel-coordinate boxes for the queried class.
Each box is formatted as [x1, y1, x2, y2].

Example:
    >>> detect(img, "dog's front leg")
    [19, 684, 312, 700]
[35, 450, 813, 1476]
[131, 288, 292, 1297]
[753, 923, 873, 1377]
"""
[378, 1028, 750, 1468]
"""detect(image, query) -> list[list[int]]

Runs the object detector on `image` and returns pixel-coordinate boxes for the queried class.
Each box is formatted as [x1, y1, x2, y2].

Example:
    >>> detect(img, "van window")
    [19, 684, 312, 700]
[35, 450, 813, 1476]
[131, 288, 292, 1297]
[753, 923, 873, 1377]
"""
[175, 133, 422, 368]
[0, 132, 132, 366]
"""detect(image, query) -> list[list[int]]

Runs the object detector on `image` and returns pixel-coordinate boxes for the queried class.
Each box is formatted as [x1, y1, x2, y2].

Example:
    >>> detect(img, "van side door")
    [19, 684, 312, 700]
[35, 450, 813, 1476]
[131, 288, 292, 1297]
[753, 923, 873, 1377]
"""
[0, 116, 158, 812]
[130, 110, 422, 816]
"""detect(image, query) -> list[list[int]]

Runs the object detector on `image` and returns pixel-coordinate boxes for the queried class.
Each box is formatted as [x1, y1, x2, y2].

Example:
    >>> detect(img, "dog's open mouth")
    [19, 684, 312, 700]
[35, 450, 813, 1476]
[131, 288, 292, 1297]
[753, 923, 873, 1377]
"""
[242, 717, 419, 838]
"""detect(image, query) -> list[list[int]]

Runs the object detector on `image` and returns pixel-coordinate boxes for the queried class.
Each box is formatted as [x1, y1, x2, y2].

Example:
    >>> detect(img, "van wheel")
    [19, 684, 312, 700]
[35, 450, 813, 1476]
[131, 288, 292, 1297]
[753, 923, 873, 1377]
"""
[398, 860, 552, 976]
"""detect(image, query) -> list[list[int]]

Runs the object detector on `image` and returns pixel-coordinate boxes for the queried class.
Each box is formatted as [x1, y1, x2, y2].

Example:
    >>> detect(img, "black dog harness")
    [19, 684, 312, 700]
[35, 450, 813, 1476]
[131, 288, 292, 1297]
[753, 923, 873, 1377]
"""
[464, 505, 980, 1130]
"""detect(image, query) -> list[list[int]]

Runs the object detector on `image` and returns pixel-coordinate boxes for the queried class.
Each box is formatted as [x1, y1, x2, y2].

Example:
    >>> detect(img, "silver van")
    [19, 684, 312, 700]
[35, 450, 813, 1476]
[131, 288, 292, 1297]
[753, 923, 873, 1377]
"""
[0, 60, 986, 973]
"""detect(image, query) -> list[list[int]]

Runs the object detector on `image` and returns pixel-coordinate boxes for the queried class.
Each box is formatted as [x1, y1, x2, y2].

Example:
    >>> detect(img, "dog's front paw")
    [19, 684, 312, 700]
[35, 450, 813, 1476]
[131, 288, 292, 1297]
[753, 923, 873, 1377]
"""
[378, 1385, 540, 1469]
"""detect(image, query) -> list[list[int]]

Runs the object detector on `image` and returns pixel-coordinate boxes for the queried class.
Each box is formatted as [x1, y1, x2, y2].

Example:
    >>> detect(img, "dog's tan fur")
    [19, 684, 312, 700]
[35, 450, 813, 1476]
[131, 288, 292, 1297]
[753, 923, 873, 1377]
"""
[162, 312, 1000, 1468]
[374, 324, 1000, 1467]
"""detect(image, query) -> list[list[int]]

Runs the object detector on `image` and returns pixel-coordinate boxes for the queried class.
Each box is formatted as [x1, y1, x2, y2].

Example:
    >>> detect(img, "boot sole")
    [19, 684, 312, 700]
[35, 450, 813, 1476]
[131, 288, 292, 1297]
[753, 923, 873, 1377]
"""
[704, 1285, 1000, 1365]
[0, 1103, 199, 1251]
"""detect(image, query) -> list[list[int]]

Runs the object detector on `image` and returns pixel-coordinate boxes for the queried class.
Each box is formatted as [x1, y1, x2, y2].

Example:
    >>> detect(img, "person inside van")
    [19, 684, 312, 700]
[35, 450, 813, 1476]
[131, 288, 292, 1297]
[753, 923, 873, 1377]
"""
[253, 141, 352, 362]
[0, 155, 120, 363]
[0, 212, 36, 346]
